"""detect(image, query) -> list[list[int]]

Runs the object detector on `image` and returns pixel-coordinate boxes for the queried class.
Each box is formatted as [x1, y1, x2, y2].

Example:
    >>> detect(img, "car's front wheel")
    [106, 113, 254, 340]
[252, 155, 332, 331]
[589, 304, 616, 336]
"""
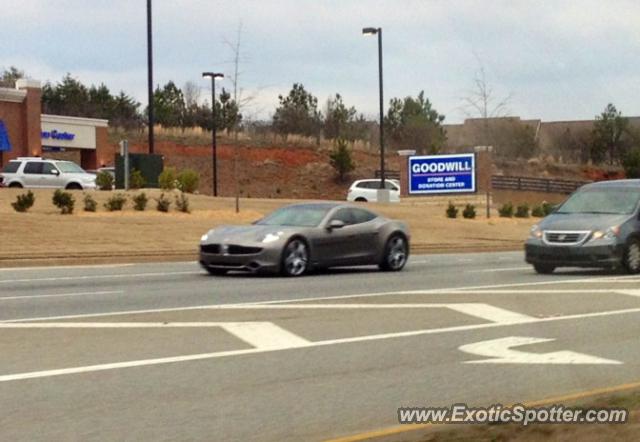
[623, 238, 640, 274]
[66, 183, 82, 190]
[533, 263, 555, 274]
[281, 238, 309, 277]
[379, 234, 408, 271]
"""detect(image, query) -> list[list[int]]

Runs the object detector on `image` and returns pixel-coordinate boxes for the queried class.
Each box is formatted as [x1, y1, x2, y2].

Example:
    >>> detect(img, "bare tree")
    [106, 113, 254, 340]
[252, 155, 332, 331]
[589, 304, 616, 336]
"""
[183, 81, 200, 108]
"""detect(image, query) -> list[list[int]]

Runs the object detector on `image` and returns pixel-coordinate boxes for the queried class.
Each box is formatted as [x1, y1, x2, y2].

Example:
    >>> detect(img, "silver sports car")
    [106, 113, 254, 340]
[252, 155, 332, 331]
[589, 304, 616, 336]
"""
[199, 202, 410, 276]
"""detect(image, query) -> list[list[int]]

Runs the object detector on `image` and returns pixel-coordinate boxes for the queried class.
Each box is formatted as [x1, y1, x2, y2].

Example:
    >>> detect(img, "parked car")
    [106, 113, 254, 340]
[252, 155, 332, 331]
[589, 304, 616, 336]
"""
[0, 157, 96, 190]
[199, 202, 410, 276]
[346, 179, 401, 202]
[525, 179, 640, 274]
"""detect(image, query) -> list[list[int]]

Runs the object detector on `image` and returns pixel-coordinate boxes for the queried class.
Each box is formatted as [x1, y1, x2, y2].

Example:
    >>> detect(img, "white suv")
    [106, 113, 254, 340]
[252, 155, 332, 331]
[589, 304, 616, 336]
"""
[346, 179, 401, 203]
[0, 157, 97, 190]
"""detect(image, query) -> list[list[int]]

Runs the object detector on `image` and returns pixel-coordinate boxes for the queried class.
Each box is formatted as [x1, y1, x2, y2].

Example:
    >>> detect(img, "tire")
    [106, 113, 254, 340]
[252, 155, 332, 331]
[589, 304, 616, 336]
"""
[623, 238, 640, 274]
[66, 183, 82, 190]
[379, 234, 408, 271]
[533, 263, 555, 274]
[8, 182, 23, 188]
[355, 197, 367, 202]
[205, 267, 228, 276]
[281, 238, 309, 277]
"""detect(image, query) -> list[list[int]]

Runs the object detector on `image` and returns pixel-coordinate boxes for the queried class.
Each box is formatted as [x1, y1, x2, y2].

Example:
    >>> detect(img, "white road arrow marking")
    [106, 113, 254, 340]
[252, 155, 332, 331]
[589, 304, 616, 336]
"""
[459, 336, 622, 365]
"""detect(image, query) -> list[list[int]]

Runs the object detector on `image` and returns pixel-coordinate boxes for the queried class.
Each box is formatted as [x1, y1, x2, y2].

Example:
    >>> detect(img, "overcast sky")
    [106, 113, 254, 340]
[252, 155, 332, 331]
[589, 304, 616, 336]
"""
[3, 0, 640, 123]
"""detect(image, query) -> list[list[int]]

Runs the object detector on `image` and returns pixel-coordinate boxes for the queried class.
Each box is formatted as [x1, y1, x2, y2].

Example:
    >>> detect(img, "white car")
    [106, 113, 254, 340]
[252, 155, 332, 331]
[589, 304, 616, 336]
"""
[0, 157, 97, 190]
[346, 179, 401, 203]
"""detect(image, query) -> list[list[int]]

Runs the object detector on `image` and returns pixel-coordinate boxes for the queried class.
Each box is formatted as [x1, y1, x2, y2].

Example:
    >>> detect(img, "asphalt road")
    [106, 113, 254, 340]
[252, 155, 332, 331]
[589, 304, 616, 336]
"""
[1, 252, 639, 441]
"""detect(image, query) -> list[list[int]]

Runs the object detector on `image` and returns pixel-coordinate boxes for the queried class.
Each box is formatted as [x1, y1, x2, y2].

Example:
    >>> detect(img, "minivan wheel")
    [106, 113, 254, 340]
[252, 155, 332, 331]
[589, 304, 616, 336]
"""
[533, 263, 555, 274]
[623, 239, 640, 274]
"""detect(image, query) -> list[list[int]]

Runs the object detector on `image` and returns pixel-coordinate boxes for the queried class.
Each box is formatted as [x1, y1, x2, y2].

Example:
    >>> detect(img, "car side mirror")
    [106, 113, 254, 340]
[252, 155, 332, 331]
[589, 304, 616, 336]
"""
[327, 219, 345, 231]
[50, 169, 60, 175]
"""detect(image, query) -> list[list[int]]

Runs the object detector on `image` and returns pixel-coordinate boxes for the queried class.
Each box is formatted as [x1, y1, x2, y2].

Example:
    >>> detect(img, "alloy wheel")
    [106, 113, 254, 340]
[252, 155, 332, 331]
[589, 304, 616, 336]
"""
[283, 239, 308, 276]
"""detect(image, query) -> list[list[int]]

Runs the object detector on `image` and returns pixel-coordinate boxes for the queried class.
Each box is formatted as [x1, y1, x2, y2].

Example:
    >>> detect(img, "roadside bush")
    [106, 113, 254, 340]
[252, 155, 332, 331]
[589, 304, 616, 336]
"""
[52, 189, 75, 214]
[104, 193, 127, 211]
[156, 193, 171, 212]
[175, 192, 190, 213]
[446, 202, 458, 219]
[133, 192, 148, 211]
[95, 171, 114, 191]
[130, 168, 146, 189]
[622, 147, 640, 179]
[11, 191, 35, 212]
[542, 201, 555, 216]
[158, 167, 177, 191]
[177, 169, 199, 193]
[498, 202, 514, 218]
[515, 203, 530, 218]
[531, 205, 545, 217]
[462, 204, 476, 219]
[83, 193, 97, 212]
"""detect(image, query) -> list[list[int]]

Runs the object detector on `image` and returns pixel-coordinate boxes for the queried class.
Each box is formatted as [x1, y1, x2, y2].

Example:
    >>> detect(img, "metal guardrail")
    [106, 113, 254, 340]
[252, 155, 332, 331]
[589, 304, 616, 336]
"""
[491, 175, 588, 194]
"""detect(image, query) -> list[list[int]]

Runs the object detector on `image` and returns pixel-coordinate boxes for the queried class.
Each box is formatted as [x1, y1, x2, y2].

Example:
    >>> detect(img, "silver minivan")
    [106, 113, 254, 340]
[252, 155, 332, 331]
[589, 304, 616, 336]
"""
[0, 157, 97, 190]
[525, 179, 640, 274]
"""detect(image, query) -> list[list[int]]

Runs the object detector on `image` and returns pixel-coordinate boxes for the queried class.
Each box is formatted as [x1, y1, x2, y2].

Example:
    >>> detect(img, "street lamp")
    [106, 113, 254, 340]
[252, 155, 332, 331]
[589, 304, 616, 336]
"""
[202, 72, 224, 196]
[362, 26, 386, 194]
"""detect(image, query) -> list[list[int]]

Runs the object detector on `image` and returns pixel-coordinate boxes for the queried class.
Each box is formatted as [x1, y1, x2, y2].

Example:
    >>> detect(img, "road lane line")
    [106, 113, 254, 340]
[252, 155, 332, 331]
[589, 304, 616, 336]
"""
[470, 266, 533, 273]
[1, 306, 639, 383]
[0, 271, 200, 284]
[0, 290, 123, 301]
[0, 264, 134, 272]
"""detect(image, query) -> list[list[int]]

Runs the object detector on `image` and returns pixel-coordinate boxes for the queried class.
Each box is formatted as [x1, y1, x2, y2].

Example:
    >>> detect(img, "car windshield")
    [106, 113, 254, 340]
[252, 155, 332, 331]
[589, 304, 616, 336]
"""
[56, 162, 86, 173]
[556, 187, 640, 215]
[256, 206, 332, 227]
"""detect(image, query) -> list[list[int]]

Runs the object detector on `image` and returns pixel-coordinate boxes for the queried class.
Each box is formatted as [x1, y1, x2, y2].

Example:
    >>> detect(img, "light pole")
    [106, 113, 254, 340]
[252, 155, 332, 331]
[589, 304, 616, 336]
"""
[147, 0, 154, 154]
[202, 72, 224, 196]
[362, 27, 386, 192]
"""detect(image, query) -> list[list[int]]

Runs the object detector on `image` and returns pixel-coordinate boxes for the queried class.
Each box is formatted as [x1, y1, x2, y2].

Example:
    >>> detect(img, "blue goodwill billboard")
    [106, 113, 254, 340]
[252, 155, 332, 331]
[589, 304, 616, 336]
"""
[408, 153, 476, 194]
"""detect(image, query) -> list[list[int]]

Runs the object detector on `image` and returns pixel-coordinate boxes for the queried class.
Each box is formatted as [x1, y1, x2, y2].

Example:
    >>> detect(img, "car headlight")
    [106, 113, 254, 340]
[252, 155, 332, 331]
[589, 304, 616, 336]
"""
[529, 225, 543, 239]
[261, 232, 283, 243]
[590, 226, 620, 241]
[200, 233, 209, 242]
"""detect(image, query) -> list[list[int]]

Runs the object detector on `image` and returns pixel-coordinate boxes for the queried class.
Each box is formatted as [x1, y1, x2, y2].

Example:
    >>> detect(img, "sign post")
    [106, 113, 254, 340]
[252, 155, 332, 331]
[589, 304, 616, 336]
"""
[120, 140, 129, 190]
[408, 153, 476, 195]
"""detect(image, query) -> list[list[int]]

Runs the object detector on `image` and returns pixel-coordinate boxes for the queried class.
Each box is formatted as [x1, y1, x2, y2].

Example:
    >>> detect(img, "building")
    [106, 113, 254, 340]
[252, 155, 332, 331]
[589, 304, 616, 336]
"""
[0, 79, 110, 170]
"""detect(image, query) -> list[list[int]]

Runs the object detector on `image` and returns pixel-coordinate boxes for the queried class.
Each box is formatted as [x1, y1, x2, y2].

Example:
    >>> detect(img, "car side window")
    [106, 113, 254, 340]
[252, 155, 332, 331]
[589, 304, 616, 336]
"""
[331, 208, 354, 225]
[23, 162, 43, 174]
[385, 181, 399, 191]
[42, 163, 57, 174]
[351, 208, 377, 224]
[356, 182, 370, 189]
[2, 162, 20, 173]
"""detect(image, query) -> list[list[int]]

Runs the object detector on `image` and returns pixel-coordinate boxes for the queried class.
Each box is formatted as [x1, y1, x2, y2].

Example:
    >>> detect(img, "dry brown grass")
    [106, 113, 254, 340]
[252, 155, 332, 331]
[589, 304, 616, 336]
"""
[0, 189, 535, 266]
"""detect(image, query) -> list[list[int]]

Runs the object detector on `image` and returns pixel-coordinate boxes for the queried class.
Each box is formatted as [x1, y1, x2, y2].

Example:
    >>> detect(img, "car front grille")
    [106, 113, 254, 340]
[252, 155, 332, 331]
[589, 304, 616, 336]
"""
[543, 231, 589, 245]
[200, 244, 262, 255]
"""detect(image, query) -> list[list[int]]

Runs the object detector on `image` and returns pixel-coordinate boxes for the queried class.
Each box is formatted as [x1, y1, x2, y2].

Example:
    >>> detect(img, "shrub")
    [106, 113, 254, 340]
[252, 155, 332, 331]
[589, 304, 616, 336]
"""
[83, 193, 97, 212]
[446, 201, 458, 219]
[52, 189, 75, 214]
[156, 193, 171, 212]
[133, 192, 148, 211]
[177, 169, 199, 193]
[11, 191, 35, 212]
[542, 201, 555, 216]
[462, 204, 476, 219]
[622, 147, 640, 179]
[130, 169, 146, 189]
[329, 138, 356, 182]
[498, 202, 514, 218]
[531, 205, 545, 217]
[515, 203, 530, 218]
[104, 193, 127, 211]
[158, 167, 177, 190]
[95, 171, 114, 191]
[175, 192, 190, 213]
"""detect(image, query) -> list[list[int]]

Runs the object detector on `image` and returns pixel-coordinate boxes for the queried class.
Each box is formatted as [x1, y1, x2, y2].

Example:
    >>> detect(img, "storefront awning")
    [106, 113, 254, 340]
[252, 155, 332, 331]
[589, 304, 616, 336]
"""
[0, 120, 11, 152]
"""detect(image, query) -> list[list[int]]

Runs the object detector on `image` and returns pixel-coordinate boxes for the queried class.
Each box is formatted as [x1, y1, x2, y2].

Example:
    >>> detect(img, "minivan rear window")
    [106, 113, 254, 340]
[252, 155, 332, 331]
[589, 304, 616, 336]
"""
[1, 162, 20, 173]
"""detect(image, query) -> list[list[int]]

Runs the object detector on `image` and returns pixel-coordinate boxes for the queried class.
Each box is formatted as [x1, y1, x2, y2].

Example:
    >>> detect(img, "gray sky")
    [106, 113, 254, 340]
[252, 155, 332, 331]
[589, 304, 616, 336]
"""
[3, 0, 640, 123]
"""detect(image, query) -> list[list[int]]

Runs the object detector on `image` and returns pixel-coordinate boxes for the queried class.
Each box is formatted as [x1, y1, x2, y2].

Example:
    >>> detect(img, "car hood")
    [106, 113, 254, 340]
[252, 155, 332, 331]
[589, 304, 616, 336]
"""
[539, 213, 631, 231]
[203, 225, 301, 243]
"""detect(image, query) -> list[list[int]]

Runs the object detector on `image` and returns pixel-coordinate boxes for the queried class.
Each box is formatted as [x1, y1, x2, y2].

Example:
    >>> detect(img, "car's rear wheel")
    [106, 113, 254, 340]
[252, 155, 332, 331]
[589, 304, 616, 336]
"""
[8, 182, 23, 188]
[66, 183, 82, 190]
[281, 238, 309, 277]
[205, 267, 228, 276]
[533, 263, 555, 274]
[379, 234, 408, 271]
[355, 197, 367, 202]
[623, 239, 640, 274]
